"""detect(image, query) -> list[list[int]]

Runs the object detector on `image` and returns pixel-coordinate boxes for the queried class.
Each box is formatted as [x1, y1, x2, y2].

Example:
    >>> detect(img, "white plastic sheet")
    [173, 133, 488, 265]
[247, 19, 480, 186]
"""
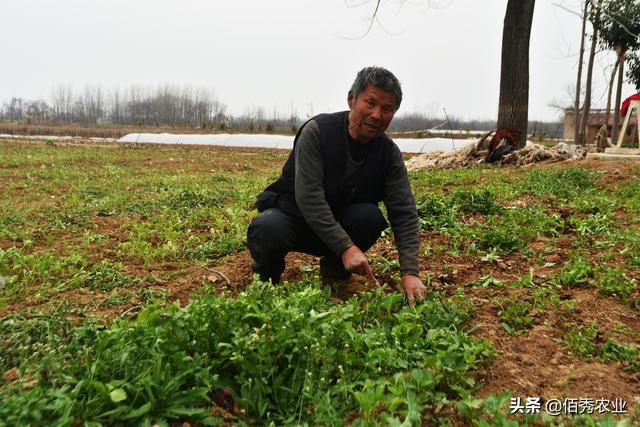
[118, 133, 475, 153]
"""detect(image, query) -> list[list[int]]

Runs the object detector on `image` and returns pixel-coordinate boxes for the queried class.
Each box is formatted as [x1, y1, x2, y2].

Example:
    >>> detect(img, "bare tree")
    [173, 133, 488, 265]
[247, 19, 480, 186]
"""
[574, 1, 590, 143]
[597, 0, 640, 141]
[578, 1, 602, 144]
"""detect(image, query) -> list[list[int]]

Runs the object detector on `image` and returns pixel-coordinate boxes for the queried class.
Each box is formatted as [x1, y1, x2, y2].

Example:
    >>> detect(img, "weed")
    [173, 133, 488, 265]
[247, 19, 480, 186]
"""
[472, 222, 525, 254]
[0, 281, 494, 425]
[531, 286, 561, 310]
[372, 255, 400, 274]
[163, 188, 222, 210]
[553, 257, 593, 288]
[44, 207, 91, 229]
[564, 322, 640, 371]
[470, 275, 505, 288]
[416, 193, 457, 231]
[571, 212, 615, 235]
[612, 322, 640, 338]
[521, 167, 597, 200]
[68, 260, 140, 292]
[480, 247, 503, 263]
[496, 296, 534, 336]
[595, 266, 638, 308]
[0, 248, 88, 298]
[98, 292, 133, 308]
[450, 188, 501, 215]
[565, 322, 600, 357]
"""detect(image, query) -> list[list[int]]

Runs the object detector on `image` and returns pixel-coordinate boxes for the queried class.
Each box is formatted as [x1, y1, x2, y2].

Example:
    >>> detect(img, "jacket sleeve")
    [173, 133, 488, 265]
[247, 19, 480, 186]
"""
[383, 145, 420, 277]
[294, 120, 353, 255]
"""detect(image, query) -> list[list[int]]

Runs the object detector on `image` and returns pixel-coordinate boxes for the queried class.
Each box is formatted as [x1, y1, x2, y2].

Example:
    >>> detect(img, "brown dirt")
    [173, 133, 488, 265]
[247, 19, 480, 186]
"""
[470, 284, 640, 405]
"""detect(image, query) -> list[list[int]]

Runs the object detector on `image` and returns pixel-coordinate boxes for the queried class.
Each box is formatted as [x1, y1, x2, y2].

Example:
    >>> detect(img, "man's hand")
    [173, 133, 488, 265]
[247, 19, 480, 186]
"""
[341, 245, 377, 285]
[401, 275, 426, 307]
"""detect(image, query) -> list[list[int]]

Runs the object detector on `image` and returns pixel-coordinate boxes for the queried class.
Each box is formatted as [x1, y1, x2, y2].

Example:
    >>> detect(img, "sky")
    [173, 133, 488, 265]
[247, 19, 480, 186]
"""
[1, 0, 636, 122]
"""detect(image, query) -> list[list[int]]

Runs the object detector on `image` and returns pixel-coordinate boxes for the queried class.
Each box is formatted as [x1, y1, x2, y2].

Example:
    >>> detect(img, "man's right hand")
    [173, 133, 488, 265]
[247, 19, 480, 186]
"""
[341, 245, 377, 284]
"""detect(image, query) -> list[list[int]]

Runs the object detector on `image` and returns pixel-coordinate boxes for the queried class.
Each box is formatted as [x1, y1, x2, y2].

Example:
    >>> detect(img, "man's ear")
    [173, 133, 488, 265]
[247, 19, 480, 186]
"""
[347, 90, 354, 109]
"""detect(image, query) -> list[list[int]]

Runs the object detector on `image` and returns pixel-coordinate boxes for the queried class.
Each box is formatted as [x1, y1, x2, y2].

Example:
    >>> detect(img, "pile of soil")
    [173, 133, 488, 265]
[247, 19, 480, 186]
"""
[406, 133, 587, 171]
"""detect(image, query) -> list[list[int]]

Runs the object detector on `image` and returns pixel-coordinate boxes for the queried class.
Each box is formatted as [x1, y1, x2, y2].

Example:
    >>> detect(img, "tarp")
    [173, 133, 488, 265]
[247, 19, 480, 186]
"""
[118, 133, 475, 154]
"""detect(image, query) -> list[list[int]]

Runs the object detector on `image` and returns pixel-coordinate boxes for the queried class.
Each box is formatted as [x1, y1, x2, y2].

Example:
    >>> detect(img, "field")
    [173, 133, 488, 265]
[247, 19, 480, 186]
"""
[0, 138, 639, 426]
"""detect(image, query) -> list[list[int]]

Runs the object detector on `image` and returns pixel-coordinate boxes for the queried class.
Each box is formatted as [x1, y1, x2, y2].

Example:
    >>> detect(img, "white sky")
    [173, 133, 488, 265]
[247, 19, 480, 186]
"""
[1, 0, 636, 122]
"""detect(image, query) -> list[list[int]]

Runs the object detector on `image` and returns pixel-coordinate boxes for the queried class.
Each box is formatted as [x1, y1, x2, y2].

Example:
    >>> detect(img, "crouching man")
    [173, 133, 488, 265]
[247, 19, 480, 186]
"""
[247, 66, 426, 305]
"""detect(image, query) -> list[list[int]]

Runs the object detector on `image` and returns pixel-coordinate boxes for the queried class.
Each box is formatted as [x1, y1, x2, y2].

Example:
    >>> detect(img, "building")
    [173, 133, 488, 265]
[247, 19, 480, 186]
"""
[564, 108, 638, 146]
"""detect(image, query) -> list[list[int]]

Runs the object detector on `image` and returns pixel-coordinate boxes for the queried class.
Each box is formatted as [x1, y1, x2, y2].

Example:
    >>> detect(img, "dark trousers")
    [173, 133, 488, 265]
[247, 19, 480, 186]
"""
[246, 203, 387, 283]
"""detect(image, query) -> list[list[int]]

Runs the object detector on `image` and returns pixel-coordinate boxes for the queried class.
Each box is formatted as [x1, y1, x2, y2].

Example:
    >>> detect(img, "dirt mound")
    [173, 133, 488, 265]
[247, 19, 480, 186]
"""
[406, 133, 587, 171]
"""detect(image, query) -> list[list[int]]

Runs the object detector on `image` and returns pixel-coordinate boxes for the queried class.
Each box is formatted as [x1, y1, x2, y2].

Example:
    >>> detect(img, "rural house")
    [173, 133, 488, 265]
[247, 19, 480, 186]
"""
[564, 108, 639, 145]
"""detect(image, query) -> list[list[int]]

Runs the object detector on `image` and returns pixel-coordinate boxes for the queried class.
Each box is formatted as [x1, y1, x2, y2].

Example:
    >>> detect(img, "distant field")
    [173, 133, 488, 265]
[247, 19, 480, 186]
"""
[0, 122, 509, 141]
[0, 122, 299, 139]
[0, 138, 638, 425]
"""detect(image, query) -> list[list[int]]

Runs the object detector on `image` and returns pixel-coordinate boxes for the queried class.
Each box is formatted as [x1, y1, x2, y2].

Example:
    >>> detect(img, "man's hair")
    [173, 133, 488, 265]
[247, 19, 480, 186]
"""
[350, 66, 402, 110]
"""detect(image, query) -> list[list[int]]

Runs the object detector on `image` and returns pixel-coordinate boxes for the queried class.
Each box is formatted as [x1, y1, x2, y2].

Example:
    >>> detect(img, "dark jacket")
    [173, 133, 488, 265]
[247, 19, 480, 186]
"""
[259, 111, 396, 215]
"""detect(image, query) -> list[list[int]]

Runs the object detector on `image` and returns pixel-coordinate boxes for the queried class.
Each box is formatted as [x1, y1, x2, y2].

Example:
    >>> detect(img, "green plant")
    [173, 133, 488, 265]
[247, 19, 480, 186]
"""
[565, 321, 601, 358]
[553, 257, 593, 288]
[450, 188, 501, 216]
[521, 167, 597, 200]
[595, 266, 638, 304]
[565, 322, 640, 371]
[571, 212, 615, 235]
[0, 281, 495, 425]
[416, 193, 457, 231]
[473, 222, 525, 254]
[496, 297, 534, 336]
[69, 260, 140, 292]
[531, 286, 560, 310]
[470, 275, 505, 288]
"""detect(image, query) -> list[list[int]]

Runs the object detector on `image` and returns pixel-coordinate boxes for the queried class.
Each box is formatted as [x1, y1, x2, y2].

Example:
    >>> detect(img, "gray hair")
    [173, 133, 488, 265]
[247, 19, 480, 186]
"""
[350, 66, 402, 110]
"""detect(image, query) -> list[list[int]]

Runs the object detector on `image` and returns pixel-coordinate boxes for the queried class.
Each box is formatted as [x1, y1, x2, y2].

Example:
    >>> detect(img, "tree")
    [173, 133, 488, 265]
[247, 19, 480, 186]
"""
[5, 98, 24, 121]
[496, 0, 536, 149]
[358, 0, 537, 149]
[627, 51, 640, 89]
[578, 1, 602, 145]
[597, 0, 640, 141]
[574, 0, 590, 144]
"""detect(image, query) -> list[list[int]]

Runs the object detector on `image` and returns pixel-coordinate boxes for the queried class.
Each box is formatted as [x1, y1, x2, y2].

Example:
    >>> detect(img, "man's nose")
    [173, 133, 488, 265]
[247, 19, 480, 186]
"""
[370, 107, 382, 121]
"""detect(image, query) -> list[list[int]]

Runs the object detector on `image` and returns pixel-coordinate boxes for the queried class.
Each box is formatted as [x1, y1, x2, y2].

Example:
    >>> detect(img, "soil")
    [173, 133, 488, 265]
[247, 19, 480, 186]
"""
[2, 139, 640, 414]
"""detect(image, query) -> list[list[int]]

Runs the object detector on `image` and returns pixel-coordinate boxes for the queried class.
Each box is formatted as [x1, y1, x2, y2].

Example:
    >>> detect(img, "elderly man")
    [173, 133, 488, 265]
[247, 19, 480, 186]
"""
[247, 66, 426, 305]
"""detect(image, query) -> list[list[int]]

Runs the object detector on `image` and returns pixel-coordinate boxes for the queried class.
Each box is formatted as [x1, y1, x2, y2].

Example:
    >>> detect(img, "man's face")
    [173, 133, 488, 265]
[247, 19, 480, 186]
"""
[347, 84, 397, 144]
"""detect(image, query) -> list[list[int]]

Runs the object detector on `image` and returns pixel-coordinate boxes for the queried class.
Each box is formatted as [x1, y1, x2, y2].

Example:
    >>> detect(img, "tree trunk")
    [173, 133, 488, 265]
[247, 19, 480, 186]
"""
[574, 0, 589, 143]
[604, 56, 620, 129]
[497, 0, 536, 149]
[612, 51, 625, 143]
[579, 3, 600, 145]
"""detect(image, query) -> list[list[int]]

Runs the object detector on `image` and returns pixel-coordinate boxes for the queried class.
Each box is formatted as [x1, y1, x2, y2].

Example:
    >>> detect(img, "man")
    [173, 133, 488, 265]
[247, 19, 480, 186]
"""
[247, 66, 426, 305]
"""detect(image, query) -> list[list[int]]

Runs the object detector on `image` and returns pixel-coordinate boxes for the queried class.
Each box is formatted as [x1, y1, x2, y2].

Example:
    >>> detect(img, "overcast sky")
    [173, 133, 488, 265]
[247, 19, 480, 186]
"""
[2, 0, 636, 122]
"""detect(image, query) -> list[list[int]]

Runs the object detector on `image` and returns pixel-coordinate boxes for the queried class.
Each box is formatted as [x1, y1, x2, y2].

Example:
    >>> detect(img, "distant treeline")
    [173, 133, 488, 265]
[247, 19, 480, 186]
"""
[0, 84, 563, 137]
[1, 85, 227, 128]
